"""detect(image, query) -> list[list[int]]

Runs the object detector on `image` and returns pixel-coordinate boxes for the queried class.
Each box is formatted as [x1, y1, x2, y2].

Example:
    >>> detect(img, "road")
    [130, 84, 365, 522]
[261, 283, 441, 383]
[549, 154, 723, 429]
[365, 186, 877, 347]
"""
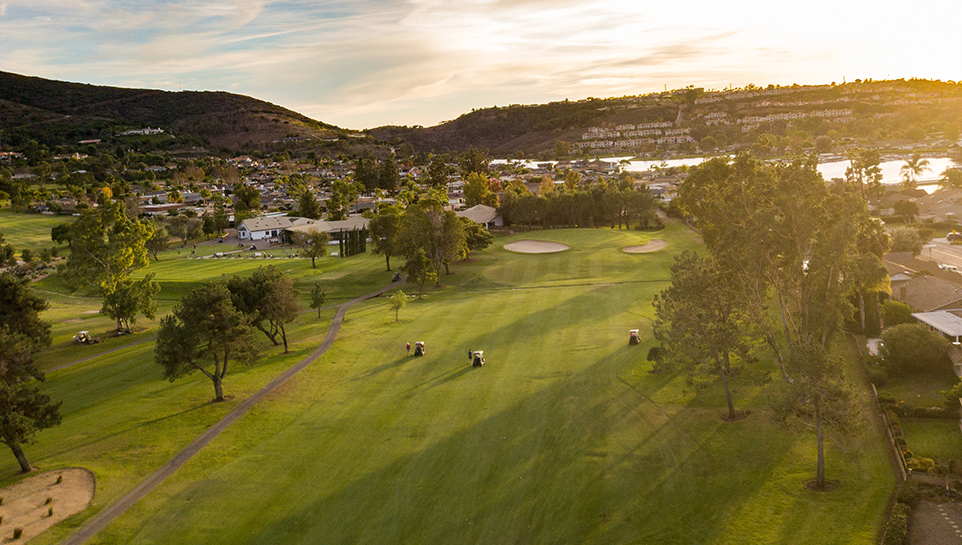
[921, 238, 962, 272]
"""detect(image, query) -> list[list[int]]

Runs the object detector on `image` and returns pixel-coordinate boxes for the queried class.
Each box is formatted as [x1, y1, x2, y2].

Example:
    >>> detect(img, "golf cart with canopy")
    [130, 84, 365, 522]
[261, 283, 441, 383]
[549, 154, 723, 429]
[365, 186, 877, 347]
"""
[629, 329, 640, 345]
[472, 350, 485, 367]
[414, 341, 425, 357]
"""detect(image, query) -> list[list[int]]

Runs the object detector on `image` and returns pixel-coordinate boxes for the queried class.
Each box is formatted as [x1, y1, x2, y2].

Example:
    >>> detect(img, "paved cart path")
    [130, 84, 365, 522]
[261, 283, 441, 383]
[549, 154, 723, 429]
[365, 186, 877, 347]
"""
[60, 278, 403, 545]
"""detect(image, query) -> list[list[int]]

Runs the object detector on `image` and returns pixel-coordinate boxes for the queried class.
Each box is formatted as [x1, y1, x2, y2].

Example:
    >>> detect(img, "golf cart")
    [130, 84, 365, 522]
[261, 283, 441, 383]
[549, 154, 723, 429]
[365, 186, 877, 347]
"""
[472, 350, 485, 367]
[73, 331, 99, 345]
[629, 329, 640, 345]
[414, 341, 425, 357]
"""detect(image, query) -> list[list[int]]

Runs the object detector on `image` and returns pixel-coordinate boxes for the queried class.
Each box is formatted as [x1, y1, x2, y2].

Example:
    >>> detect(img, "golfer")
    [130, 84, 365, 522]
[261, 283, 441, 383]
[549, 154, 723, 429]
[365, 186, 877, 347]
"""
[406, 342, 411, 356]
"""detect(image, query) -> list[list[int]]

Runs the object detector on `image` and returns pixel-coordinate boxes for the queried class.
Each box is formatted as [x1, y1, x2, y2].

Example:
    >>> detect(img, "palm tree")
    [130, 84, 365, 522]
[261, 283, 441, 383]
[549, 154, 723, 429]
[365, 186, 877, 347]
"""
[899, 152, 931, 191]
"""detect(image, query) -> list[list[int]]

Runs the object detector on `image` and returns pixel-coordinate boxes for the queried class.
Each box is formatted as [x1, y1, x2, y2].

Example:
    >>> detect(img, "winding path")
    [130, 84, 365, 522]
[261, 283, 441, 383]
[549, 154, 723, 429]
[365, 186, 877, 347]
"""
[60, 278, 403, 545]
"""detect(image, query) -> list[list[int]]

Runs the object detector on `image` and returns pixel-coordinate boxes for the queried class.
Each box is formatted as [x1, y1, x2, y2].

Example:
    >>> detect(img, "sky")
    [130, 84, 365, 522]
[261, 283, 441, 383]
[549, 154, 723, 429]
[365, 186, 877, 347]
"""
[0, 0, 960, 130]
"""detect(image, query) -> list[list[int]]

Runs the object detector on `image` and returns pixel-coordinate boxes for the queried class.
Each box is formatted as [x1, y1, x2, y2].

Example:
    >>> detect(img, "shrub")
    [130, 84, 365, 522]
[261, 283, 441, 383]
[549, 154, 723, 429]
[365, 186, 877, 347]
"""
[48, 506, 53, 517]
[882, 299, 915, 328]
[56, 475, 62, 484]
[44, 497, 52, 505]
[908, 456, 938, 473]
[900, 445, 914, 459]
[878, 394, 897, 405]
[897, 480, 919, 507]
[881, 323, 952, 377]
[868, 366, 888, 387]
[13, 528, 23, 540]
[883, 503, 911, 545]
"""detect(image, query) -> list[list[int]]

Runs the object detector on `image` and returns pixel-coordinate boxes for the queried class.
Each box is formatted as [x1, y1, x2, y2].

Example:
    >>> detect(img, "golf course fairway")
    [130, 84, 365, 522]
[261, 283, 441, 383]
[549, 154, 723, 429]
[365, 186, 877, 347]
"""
[10, 223, 893, 545]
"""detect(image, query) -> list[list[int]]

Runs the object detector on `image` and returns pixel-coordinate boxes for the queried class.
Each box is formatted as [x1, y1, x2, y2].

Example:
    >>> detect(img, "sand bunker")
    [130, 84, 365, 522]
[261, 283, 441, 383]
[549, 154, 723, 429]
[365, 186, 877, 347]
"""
[624, 239, 667, 253]
[503, 240, 570, 254]
[0, 468, 95, 543]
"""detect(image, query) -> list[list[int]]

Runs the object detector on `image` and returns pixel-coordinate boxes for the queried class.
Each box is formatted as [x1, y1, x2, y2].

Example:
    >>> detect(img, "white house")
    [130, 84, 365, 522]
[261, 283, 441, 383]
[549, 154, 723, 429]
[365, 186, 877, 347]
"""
[237, 216, 316, 240]
[456, 204, 503, 228]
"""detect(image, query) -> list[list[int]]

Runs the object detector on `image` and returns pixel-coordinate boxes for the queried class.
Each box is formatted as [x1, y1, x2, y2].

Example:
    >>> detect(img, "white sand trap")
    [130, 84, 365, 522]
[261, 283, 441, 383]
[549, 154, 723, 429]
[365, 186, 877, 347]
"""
[503, 240, 570, 254]
[0, 468, 95, 543]
[624, 239, 667, 253]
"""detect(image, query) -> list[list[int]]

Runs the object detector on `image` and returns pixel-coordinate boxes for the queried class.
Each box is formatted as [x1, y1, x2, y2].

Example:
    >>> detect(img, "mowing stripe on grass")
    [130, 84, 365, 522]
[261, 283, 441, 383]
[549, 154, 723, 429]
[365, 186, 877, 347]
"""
[48, 336, 158, 373]
[60, 277, 404, 545]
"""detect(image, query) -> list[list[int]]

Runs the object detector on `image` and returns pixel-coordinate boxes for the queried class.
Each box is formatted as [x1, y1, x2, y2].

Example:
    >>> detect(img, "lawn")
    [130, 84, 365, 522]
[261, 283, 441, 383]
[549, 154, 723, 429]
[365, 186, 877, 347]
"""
[902, 419, 962, 462]
[0, 208, 73, 256]
[5, 222, 895, 545]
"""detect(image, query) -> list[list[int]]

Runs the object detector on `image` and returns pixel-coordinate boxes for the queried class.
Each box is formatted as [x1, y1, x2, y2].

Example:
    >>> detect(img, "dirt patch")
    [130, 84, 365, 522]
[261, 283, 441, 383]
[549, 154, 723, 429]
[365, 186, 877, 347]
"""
[0, 468, 95, 543]
[623, 239, 667, 253]
[803, 479, 840, 492]
[503, 240, 570, 254]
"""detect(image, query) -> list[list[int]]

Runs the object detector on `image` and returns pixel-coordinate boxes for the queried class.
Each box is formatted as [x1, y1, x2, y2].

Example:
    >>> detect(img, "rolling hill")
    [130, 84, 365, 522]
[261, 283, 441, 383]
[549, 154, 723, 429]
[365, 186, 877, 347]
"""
[0, 71, 344, 151]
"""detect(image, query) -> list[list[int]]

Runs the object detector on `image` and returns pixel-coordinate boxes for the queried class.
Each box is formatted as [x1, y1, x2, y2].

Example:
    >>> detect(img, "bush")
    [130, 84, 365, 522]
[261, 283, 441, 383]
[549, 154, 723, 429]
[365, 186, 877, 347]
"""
[881, 323, 952, 377]
[889, 226, 924, 255]
[908, 456, 938, 473]
[882, 300, 915, 328]
[907, 406, 952, 419]
[13, 528, 23, 540]
[868, 366, 888, 387]
[883, 502, 911, 545]
[897, 480, 919, 507]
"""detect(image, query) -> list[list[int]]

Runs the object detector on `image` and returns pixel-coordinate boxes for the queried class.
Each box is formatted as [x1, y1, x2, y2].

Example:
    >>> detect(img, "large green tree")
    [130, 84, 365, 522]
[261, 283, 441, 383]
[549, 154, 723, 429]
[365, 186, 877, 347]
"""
[226, 266, 301, 353]
[155, 282, 260, 401]
[369, 204, 403, 271]
[0, 274, 62, 472]
[653, 251, 756, 419]
[101, 274, 160, 333]
[292, 229, 329, 268]
[298, 190, 322, 220]
[400, 202, 466, 284]
[677, 154, 867, 489]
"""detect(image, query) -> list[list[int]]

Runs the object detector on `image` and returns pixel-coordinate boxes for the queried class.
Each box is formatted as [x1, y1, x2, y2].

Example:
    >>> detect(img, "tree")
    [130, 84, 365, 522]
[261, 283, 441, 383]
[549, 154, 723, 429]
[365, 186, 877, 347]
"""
[379, 153, 401, 193]
[146, 223, 169, 260]
[677, 154, 869, 489]
[226, 266, 301, 353]
[460, 217, 493, 254]
[202, 214, 216, 240]
[298, 190, 322, 220]
[354, 151, 379, 192]
[400, 202, 467, 284]
[212, 203, 229, 235]
[900, 152, 931, 191]
[0, 274, 62, 472]
[889, 226, 924, 255]
[882, 299, 914, 328]
[293, 229, 329, 268]
[101, 274, 160, 332]
[893, 200, 919, 222]
[401, 248, 435, 299]
[881, 324, 952, 377]
[464, 172, 498, 207]
[939, 167, 962, 189]
[62, 196, 156, 329]
[233, 183, 261, 221]
[653, 251, 755, 419]
[369, 204, 403, 271]
[459, 148, 490, 177]
[310, 281, 327, 318]
[426, 155, 450, 188]
[155, 282, 260, 401]
[389, 290, 407, 321]
[168, 215, 201, 247]
[327, 179, 360, 221]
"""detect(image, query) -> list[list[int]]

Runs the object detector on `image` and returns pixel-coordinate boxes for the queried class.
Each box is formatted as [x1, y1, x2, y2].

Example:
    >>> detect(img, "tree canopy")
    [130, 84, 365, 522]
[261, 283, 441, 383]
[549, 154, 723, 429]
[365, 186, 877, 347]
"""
[0, 274, 61, 472]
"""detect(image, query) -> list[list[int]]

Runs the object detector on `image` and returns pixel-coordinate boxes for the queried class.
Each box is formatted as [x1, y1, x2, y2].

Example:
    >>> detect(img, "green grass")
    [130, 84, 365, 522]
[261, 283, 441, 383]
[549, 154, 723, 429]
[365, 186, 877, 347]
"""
[0, 208, 73, 256]
[4, 222, 895, 545]
[877, 373, 957, 409]
[902, 418, 962, 461]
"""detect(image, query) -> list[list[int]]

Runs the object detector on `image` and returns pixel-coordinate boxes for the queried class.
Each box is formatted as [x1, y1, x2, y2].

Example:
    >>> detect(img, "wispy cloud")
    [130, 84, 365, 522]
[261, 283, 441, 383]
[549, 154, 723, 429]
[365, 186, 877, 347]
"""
[0, 0, 959, 129]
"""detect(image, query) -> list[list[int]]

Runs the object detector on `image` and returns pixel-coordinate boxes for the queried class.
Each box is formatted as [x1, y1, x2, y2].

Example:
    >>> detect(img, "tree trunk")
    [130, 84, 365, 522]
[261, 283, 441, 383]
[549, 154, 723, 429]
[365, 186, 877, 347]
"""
[317, 307, 321, 318]
[858, 291, 866, 332]
[386, 255, 391, 272]
[721, 354, 735, 419]
[10, 443, 32, 473]
[256, 325, 280, 345]
[816, 407, 825, 489]
[280, 325, 289, 353]
[213, 375, 224, 402]
[311, 256, 317, 268]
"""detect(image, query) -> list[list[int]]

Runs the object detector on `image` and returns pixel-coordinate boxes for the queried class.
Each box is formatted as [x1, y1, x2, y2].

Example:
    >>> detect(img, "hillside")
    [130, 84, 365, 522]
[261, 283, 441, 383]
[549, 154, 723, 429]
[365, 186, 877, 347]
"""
[0, 71, 344, 151]
[369, 79, 962, 157]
